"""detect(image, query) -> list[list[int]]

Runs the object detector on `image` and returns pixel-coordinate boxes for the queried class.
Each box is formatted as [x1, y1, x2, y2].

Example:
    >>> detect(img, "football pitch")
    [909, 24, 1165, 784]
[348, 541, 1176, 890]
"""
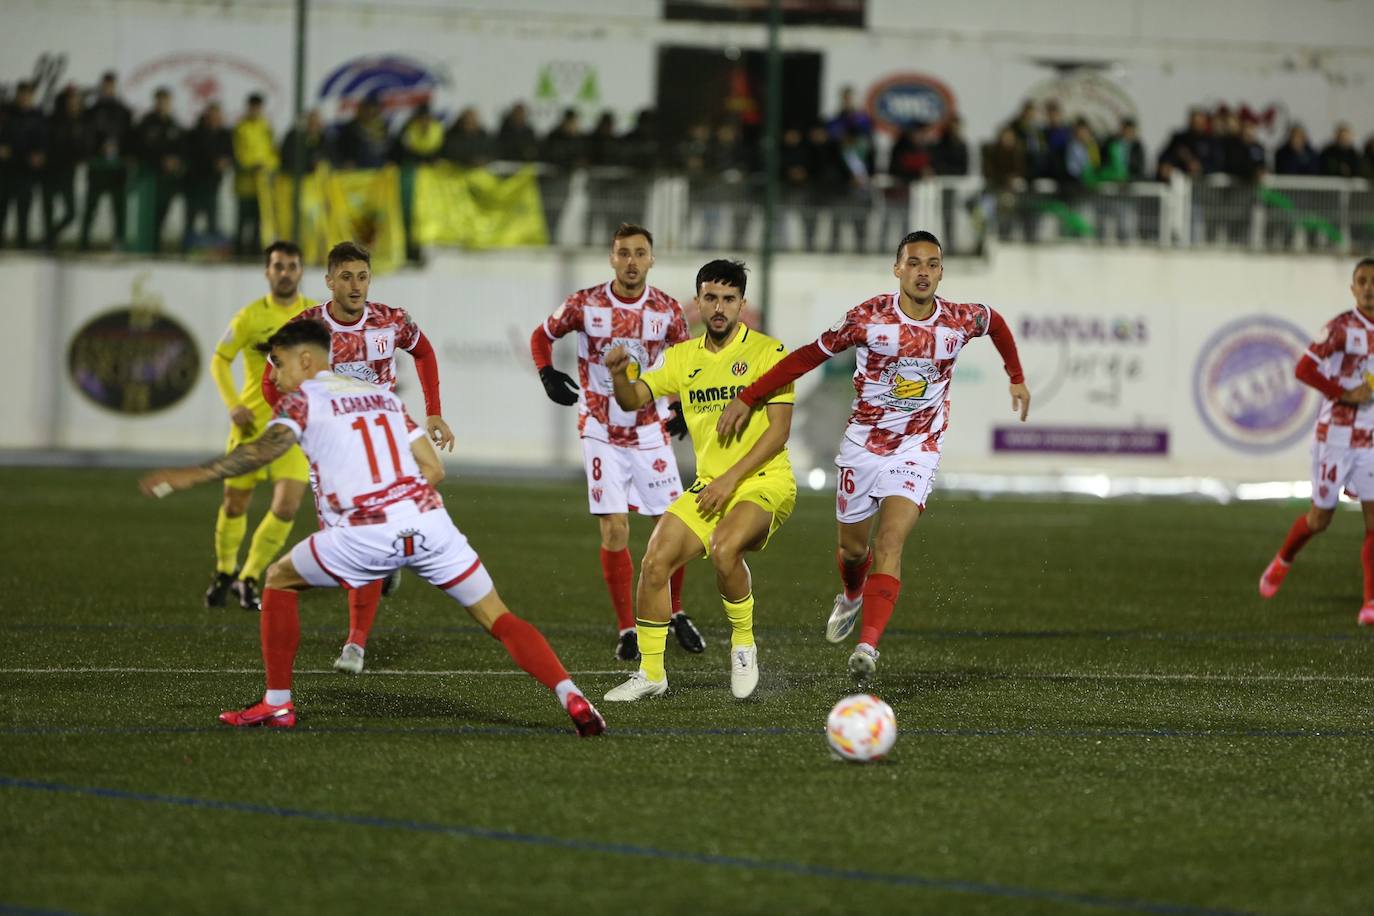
[2, 468, 1372, 915]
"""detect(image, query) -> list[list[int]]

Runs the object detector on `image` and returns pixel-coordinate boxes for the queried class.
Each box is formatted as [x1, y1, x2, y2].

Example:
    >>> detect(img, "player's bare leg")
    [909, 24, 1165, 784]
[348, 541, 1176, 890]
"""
[709, 501, 774, 699]
[458, 587, 605, 736]
[848, 497, 923, 680]
[647, 513, 705, 654]
[597, 512, 640, 660]
[234, 478, 306, 612]
[828, 515, 877, 642]
[1359, 502, 1374, 626]
[1260, 503, 1332, 598]
[605, 514, 701, 701]
[219, 553, 311, 728]
[207, 484, 254, 607]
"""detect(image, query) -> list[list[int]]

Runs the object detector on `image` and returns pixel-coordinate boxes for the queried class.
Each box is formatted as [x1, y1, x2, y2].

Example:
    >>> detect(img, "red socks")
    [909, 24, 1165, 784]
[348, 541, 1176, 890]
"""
[601, 547, 635, 630]
[670, 565, 685, 614]
[490, 613, 569, 690]
[260, 588, 301, 691]
[858, 574, 900, 648]
[1278, 515, 1315, 563]
[837, 549, 873, 601]
[347, 579, 384, 648]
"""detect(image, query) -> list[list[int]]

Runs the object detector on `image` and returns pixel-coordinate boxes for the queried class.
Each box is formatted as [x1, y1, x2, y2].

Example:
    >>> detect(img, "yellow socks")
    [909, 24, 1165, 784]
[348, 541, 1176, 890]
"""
[723, 593, 755, 648]
[636, 617, 669, 681]
[240, 512, 294, 581]
[214, 508, 248, 574]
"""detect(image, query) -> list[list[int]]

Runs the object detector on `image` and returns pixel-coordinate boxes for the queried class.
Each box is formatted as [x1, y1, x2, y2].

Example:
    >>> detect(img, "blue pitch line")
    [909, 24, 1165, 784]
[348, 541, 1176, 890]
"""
[1, 620, 1366, 644]
[0, 776, 1247, 916]
[4, 724, 1371, 740]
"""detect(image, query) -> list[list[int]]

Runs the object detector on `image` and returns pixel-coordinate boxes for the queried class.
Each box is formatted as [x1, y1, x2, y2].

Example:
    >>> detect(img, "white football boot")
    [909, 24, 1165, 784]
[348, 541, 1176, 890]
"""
[730, 645, 759, 699]
[333, 642, 365, 675]
[826, 593, 863, 643]
[847, 642, 879, 681]
[603, 670, 668, 702]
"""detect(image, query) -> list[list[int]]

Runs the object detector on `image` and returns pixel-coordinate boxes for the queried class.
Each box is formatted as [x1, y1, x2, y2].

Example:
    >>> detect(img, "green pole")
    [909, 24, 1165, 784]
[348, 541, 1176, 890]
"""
[759, 0, 782, 330]
[290, 0, 308, 243]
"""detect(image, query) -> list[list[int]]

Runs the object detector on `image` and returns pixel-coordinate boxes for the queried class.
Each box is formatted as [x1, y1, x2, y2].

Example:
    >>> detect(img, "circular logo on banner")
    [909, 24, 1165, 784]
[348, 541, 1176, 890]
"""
[1193, 316, 1316, 453]
[125, 52, 282, 126]
[317, 55, 453, 128]
[68, 308, 200, 415]
[865, 72, 956, 135]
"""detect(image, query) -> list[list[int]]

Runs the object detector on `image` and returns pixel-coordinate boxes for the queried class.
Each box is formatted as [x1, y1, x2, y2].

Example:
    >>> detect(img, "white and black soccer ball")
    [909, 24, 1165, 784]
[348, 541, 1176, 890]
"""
[826, 693, 897, 762]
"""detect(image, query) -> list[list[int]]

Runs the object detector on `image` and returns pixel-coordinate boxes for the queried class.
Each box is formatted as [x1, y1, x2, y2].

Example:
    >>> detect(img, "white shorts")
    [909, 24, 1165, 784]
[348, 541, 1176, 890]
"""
[291, 508, 495, 607]
[581, 437, 683, 516]
[834, 437, 941, 524]
[1311, 442, 1374, 510]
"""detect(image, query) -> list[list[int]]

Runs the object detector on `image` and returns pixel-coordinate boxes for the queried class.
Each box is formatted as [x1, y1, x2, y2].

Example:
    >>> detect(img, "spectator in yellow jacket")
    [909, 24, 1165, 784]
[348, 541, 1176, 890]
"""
[233, 93, 278, 256]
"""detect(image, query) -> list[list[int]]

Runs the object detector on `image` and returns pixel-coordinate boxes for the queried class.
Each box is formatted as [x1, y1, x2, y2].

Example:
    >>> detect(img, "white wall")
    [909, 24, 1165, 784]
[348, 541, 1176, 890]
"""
[4, 0, 1371, 163]
[0, 244, 1357, 485]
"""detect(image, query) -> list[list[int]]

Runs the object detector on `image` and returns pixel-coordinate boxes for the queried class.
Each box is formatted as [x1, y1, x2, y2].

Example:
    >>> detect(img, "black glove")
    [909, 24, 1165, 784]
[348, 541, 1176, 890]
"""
[539, 366, 579, 406]
[665, 401, 688, 440]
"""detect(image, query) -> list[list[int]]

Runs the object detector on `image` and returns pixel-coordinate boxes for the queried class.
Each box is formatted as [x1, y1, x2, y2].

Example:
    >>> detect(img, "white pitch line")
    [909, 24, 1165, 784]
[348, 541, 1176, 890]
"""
[3, 667, 1374, 683]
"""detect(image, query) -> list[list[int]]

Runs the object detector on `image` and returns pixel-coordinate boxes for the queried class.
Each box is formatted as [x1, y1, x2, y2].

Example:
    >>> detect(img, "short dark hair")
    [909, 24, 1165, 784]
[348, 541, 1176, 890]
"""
[612, 223, 654, 248]
[247, 92, 264, 107]
[1355, 257, 1374, 276]
[100, 71, 117, 83]
[264, 239, 303, 267]
[327, 241, 371, 272]
[895, 230, 942, 262]
[695, 258, 748, 296]
[258, 318, 332, 355]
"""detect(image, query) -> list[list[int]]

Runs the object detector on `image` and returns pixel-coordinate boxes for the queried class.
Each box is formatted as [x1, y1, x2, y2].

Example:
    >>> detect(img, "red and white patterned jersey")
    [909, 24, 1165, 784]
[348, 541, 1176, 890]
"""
[543, 282, 690, 449]
[1308, 309, 1374, 448]
[271, 372, 441, 528]
[817, 292, 992, 456]
[295, 300, 422, 393]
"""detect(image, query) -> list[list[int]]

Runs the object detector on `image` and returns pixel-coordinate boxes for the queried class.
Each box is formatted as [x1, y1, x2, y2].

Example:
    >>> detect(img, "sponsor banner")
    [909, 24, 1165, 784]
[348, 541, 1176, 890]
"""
[865, 72, 957, 134]
[125, 51, 283, 124]
[1192, 317, 1317, 454]
[992, 426, 1168, 455]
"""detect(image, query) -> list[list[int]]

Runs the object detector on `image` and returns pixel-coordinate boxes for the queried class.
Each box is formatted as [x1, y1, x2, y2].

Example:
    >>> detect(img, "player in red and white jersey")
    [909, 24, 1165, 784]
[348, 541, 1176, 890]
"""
[1259, 257, 1374, 625]
[140, 318, 605, 736]
[717, 231, 1030, 679]
[263, 241, 455, 675]
[530, 223, 706, 661]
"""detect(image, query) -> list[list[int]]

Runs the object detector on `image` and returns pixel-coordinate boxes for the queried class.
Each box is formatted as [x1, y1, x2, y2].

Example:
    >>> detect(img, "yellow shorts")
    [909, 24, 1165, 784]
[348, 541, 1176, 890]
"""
[224, 424, 310, 489]
[667, 471, 797, 558]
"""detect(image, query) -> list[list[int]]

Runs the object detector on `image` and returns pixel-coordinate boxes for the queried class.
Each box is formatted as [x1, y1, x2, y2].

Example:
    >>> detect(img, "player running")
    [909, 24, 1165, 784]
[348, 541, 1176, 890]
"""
[717, 230, 1030, 680]
[1258, 257, 1374, 625]
[530, 223, 706, 662]
[264, 241, 454, 674]
[141, 318, 605, 737]
[601, 259, 796, 702]
[204, 240, 317, 611]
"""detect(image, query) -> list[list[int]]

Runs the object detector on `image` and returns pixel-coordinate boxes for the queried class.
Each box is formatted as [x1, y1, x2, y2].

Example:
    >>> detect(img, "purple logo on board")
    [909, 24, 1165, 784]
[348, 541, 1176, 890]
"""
[1193, 316, 1316, 453]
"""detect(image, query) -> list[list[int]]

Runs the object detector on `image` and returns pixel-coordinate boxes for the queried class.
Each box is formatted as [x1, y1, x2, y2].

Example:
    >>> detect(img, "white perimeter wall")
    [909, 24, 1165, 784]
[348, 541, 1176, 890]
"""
[0, 245, 1354, 483]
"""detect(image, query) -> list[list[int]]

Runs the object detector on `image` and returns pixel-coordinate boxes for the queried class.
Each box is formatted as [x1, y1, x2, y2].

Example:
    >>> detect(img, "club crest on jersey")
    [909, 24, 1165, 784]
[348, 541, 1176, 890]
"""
[837, 494, 848, 512]
[389, 528, 426, 558]
[591, 486, 603, 503]
[731, 361, 749, 377]
[365, 329, 395, 361]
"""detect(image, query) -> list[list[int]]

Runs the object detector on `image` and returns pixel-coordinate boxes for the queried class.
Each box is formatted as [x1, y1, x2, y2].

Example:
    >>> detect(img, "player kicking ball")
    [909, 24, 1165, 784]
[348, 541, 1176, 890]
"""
[1259, 257, 1374, 625]
[140, 319, 605, 737]
[717, 230, 1030, 680]
[601, 259, 797, 702]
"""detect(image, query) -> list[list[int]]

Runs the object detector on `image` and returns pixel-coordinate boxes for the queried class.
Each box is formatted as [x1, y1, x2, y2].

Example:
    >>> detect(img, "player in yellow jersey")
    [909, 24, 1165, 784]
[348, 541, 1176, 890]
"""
[203, 241, 317, 609]
[602, 259, 797, 701]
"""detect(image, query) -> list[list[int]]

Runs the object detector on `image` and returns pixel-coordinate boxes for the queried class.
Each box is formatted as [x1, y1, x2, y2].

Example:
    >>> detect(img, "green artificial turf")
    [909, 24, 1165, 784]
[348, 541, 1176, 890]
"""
[1, 468, 1372, 914]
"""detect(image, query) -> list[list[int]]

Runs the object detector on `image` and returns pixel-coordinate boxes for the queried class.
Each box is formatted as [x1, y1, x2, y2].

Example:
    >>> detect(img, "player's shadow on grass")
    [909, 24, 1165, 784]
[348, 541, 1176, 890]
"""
[305, 684, 551, 730]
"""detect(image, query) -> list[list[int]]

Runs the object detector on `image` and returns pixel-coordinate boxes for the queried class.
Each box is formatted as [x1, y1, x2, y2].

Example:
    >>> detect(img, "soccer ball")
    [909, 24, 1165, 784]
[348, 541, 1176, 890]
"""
[826, 693, 897, 762]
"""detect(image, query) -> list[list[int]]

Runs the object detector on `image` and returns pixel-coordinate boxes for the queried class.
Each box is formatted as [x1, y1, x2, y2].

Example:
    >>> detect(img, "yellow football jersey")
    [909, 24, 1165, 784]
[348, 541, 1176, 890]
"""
[640, 325, 795, 481]
[214, 294, 317, 425]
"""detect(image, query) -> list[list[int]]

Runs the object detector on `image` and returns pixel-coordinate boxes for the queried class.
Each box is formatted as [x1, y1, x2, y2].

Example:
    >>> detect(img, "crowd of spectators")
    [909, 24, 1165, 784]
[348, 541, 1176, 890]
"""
[2, 71, 1373, 254]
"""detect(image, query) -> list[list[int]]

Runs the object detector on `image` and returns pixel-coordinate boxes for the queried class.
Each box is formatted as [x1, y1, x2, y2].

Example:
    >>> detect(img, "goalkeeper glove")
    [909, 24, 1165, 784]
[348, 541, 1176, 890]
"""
[539, 366, 579, 406]
[665, 402, 688, 440]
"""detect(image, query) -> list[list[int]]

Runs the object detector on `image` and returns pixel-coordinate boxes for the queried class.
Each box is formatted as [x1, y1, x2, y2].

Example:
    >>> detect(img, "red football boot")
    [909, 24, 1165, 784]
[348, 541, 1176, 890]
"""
[219, 699, 296, 728]
[566, 694, 606, 737]
[1258, 556, 1290, 599]
[1359, 603, 1374, 627]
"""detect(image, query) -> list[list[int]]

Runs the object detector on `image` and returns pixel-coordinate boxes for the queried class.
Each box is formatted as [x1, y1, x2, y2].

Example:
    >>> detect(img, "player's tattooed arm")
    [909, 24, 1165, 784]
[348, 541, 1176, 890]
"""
[139, 424, 298, 499]
[202, 424, 298, 480]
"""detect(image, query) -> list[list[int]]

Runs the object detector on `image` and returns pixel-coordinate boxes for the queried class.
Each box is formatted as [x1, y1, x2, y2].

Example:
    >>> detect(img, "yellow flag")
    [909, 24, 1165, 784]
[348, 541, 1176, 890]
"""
[413, 163, 548, 249]
[258, 165, 405, 273]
